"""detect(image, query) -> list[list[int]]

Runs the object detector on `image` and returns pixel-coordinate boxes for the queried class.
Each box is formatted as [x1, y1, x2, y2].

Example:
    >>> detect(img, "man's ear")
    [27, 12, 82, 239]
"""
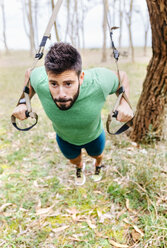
[79, 71, 84, 85]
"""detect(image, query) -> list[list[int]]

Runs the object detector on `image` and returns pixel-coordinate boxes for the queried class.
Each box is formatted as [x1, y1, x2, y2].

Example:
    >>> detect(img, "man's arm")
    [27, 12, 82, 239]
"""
[115, 71, 134, 122]
[12, 69, 36, 120]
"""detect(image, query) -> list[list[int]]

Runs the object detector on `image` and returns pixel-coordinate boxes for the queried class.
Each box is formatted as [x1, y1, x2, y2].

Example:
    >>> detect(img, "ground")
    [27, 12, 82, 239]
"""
[0, 48, 166, 248]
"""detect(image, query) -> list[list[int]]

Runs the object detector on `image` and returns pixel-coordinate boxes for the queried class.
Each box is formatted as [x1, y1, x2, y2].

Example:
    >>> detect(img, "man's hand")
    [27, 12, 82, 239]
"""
[116, 99, 134, 122]
[12, 104, 28, 121]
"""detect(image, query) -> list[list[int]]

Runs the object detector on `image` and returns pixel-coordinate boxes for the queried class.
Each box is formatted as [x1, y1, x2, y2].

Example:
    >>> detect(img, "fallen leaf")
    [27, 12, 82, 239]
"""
[33, 180, 39, 187]
[94, 230, 108, 239]
[133, 225, 144, 237]
[68, 234, 84, 242]
[66, 207, 78, 214]
[109, 239, 129, 248]
[66, 207, 79, 221]
[94, 190, 103, 195]
[97, 210, 113, 223]
[86, 218, 96, 229]
[36, 203, 56, 215]
[0, 203, 12, 212]
[52, 225, 69, 233]
[131, 230, 141, 242]
[123, 218, 144, 237]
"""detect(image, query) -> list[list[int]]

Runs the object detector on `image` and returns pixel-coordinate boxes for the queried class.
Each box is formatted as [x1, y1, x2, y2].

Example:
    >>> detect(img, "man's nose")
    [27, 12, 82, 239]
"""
[57, 86, 67, 99]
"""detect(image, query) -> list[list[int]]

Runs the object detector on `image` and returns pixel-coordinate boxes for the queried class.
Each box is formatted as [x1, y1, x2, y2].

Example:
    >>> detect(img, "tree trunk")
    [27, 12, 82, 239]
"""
[81, 0, 85, 50]
[143, 17, 149, 56]
[130, 0, 167, 143]
[1, 0, 9, 53]
[64, 0, 70, 42]
[34, 0, 39, 47]
[143, 27, 148, 56]
[74, 0, 80, 49]
[51, 0, 60, 42]
[140, 6, 150, 57]
[28, 0, 35, 56]
[102, 0, 108, 62]
[128, 0, 134, 62]
[119, 0, 124, 49]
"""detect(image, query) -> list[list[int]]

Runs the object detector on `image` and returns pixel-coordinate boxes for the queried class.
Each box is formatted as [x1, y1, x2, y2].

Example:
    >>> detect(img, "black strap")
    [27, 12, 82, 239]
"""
[106, 114, 133, 135]
[11, 111, 38, 131]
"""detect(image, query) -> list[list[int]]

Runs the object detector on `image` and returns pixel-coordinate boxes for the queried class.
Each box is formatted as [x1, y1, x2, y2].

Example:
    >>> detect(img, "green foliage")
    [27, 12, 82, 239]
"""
[108, 182, 127, 204]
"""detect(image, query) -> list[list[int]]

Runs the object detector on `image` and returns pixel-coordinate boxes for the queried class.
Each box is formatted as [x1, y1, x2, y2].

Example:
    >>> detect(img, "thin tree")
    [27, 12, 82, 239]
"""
[0, 0, 9, 53]
[51, 0, 60, 42]
[102, 0, 108, 62]
[130, 0, 167, 142]
[118, 0, 125, 49]
[22, 0, 36, 56]
[139, 6, 150, 56]
[125, 0, 134, 62]
[34, 0, 39, 48]
[64, 0, 70, 42]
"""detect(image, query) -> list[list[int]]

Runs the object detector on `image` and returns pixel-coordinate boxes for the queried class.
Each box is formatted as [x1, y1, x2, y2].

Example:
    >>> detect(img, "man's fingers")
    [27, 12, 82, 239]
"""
[116, 110, 134, 122]
[12, 105, 28, 121]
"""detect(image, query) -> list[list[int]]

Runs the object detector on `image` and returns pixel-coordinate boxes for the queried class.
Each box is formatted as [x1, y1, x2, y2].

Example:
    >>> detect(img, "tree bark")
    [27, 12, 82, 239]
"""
[130, 0, 167, 143]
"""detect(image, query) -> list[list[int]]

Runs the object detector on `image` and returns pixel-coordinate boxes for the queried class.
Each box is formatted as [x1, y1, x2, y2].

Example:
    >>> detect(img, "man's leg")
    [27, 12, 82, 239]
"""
[69, 153, 83, 168]
[85, 130, 105, 181]
[91, 153, 103, 167]
[56, 135, 85, 185]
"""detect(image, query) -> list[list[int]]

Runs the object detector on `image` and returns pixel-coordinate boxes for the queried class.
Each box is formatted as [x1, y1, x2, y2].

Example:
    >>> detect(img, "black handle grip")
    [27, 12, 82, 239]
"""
[25, 110, 30, 118]
[112, 110, 118, 118]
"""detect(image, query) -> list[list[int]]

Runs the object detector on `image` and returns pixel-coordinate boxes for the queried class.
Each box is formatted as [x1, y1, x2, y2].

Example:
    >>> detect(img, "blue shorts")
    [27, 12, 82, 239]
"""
[56, 130, 105, 159]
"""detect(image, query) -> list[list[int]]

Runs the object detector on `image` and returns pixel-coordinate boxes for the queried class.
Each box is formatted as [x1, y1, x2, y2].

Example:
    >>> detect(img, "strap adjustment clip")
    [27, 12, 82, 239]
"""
[116, 86, 125, 95]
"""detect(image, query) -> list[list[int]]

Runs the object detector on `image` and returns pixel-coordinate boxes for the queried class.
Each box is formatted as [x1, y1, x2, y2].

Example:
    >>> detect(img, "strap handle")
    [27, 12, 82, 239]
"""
[106, 27, 134, 135]
[11, 111, 38, 132]
[11, 0, 63, 131]
[106, 110, 134, 135]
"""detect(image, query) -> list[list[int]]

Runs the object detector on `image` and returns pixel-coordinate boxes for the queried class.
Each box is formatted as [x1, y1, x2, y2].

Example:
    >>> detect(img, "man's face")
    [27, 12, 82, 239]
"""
[48, 70, 84, 110]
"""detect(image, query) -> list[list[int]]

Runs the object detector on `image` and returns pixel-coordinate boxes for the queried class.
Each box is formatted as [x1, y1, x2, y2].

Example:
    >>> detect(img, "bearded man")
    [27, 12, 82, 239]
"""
[12, 42, 133, 185]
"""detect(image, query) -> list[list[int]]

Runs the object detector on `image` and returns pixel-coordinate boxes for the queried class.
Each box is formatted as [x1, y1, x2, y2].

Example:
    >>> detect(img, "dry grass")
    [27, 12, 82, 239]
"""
[0, 48, 166, 248]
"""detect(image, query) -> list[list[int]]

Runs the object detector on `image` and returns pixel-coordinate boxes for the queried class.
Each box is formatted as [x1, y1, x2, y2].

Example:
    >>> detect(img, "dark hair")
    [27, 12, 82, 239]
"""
[45, 42, 82, 76]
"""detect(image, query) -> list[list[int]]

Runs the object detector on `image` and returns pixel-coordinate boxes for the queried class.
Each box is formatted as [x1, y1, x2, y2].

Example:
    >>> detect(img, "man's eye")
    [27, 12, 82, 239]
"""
[51, 82, 57, 87]
[66, 82, 72, 87]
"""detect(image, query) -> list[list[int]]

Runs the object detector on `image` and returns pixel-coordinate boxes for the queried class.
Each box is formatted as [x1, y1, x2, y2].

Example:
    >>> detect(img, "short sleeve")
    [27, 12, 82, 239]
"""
[95, 68, 119, 99]
[30, 66, 47, 92]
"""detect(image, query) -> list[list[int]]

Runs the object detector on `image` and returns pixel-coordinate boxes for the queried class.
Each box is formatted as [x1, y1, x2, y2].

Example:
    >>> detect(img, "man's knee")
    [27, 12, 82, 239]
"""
[91, 153, 103, 166]
[70, 153, 82, 166]
[91, 153, 103, 160]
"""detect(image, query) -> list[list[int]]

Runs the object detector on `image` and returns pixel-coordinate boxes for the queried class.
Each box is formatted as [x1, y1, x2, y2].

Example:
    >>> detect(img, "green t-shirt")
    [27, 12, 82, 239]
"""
[30, 66, 118, 145]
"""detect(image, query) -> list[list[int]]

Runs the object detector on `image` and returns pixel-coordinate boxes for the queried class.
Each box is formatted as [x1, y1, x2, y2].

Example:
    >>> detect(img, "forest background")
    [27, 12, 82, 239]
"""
[0, 0, 166, 247]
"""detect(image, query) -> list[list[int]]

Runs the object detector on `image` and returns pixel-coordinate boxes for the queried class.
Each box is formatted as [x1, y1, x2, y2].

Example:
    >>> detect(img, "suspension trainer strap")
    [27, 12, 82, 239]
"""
[11, 0, 63, 131]
[103, 2, 134, 135]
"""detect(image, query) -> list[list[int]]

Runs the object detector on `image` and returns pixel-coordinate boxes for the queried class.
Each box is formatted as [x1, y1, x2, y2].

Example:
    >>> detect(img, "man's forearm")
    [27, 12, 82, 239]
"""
[117, 71, 130, 105]
[20, 69, 36, 102]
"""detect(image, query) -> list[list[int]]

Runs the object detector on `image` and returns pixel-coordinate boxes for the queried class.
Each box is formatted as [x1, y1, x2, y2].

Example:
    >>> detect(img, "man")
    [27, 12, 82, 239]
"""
[12, 42, 133, 185]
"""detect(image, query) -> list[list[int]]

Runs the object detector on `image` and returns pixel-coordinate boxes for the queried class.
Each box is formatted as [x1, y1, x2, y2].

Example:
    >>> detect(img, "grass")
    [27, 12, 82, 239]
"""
[0, 49, 166, 248]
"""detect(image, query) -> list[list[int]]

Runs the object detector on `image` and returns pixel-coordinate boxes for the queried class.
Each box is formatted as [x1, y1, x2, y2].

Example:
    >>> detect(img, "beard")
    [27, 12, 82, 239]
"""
[52, 84, 80, 111]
